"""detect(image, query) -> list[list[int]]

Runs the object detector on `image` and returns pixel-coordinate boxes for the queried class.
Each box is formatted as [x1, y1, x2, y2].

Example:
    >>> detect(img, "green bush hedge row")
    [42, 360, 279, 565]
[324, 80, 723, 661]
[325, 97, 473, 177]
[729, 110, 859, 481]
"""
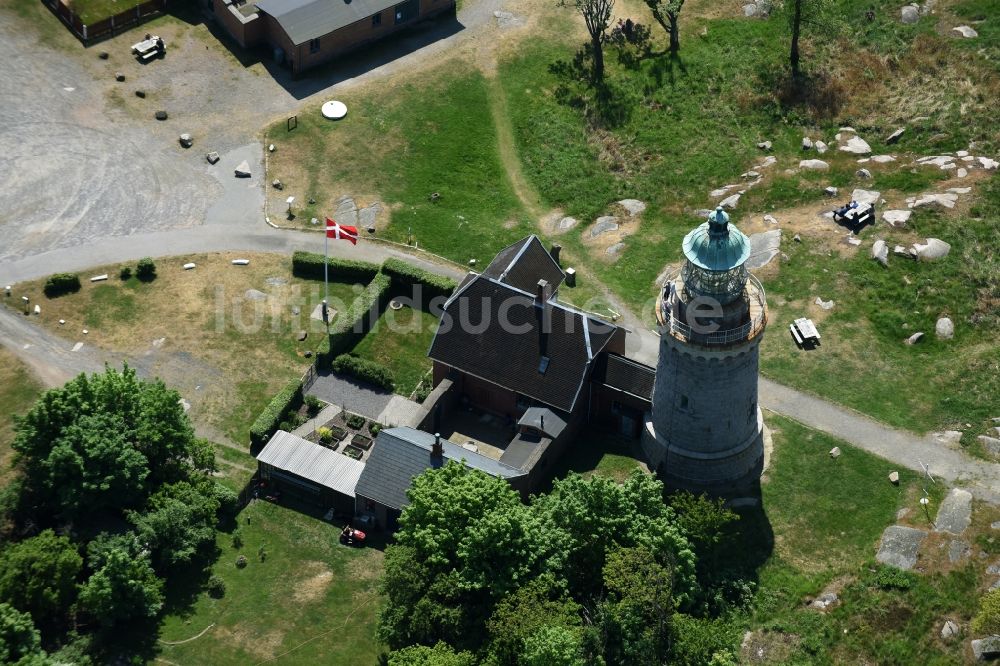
[249, 379, 304, 448]
[331, 354, 395, 391]
[317, 272, 392, 366]
[291, 251, 381, 283]
[381, 257, 457, 302]
[43, 273, 81, 298]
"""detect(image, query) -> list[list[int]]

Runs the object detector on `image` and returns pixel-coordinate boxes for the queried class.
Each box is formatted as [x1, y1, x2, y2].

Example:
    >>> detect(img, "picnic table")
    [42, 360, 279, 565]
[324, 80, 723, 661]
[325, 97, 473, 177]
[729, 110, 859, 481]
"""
[833, 200, 875, 227]
[131, 35, 164, 61]
[790, 317, 821, 346]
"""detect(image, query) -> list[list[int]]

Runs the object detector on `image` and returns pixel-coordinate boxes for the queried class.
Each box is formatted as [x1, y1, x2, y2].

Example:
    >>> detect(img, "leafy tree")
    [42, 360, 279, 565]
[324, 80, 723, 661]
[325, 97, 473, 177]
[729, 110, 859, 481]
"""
[600, 547, 674, 664]
[523, 625, 587, 666]
[0, 530, 82, 621]
[0, 603, 44, 665]
[785, 0, 833, 78]
[387, 641, 477, 666]
[532, 471, 696, 606]
[379, 462, 542, 649]
[77, 547, 163, 626]
[669, 491, 738, 570]
[12, 366, 199, 522]
[562, 0, 615, 83]
[486, 575, 583, 665]
[643, 0, 683, 55]
[128, 480, 220, 571]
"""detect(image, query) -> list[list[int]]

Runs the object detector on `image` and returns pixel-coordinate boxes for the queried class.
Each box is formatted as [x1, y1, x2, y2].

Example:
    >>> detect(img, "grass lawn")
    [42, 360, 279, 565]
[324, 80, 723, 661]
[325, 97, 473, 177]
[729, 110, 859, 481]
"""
[541, 428, 645, 490]
[66, 0, 145, 25]
[350, 306, 437, 397]
[158, 499, 383, 664]
[739, 415, 985, 664]
[3, 253, 366, 448]
[0, 349, 44, 486]
[265, 62, 531, 265]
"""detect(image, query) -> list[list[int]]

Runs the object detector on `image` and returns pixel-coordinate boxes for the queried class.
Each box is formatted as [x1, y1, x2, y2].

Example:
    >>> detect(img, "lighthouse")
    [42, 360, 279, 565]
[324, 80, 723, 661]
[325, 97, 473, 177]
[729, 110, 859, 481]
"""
[642, 207, 768, 494]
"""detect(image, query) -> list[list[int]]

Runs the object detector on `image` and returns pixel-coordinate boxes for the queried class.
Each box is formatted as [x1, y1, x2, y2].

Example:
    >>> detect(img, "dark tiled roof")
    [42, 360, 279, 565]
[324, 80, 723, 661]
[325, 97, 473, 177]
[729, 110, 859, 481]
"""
[593, 353, 655, 401]
[482, 236, 565, 294]
[354, 427, 523, 510]
[429, 276, 619, 412]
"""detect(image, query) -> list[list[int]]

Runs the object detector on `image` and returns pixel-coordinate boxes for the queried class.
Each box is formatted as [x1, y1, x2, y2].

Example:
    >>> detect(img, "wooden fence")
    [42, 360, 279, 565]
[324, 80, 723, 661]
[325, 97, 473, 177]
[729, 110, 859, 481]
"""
[41, 0, 168, 45]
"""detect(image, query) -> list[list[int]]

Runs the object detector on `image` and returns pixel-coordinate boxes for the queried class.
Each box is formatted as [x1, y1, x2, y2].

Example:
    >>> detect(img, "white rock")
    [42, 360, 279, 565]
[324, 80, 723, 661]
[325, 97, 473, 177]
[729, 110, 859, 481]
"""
[183, 262, 196, 270]
[268, 144, 275, 152]
[979, 157, 999, 170]
[58, 319, 65, 325]
[886, 128, 905, 144]
[936, 317, 954, 340]
[839, 135, 872, 154]
[962, 155, 975, 162]
[33, 304, 40, 315]
[800, 159, 829, 170]
[824, 186, 838, 197]
[617, 199, 647, 216]
[911, 192, 958, 209]
[758, 156, 777, 168]
[802, 137, 813, 150]
[852, 188, 881, 205]
[900, 5, 918, 23]
[917, 155, 954, 167]
[829, 446, 841, 459]
[939, 162, 956, 170]
[815, 297, 834, 310]
[956, 150, 969, 157]
[889, 471, 900, 485]
[883, 210, 911, 226]
[90, 274, 108, 282]
[231, 259, 250, 266]
[957, 168, 968, 178]
[871, 155, 896, 163]
[711, 186, 733, 198]
[719, 193, 741, 209]
[905, 332, 924, 345]
[741, 170, 760, 180]
[913, 238, 951, 261]
[757, 140, 772, 151]
[856, 168, 872, 179]
[953, 25, 978, 38]
[933, 430, 963, 446]
[743, 3, 757, 17]
[815, 140, 828, 154]
[940, 620, 959, 640]
[763, 214, 778, 225]
[872, 239, 888, 266]
[948, 187, 972, 194]
[234, 160, 251, 177]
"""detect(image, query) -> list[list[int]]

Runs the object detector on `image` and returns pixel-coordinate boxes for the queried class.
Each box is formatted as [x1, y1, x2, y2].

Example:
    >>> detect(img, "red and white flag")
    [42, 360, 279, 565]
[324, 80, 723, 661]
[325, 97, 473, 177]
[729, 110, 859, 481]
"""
[325, 218, 358, 245]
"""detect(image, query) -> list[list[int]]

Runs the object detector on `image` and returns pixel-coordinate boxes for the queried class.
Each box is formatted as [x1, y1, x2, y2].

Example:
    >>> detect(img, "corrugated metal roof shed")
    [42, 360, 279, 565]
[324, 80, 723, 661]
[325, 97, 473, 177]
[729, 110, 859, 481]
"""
[255, 0, 400, 46]
[257, 430, 365, 497]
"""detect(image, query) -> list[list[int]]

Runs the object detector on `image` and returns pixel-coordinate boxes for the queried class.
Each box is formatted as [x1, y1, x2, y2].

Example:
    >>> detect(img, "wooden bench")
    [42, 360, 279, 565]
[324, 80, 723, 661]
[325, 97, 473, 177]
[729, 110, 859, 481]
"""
[791, 317, 821, 347]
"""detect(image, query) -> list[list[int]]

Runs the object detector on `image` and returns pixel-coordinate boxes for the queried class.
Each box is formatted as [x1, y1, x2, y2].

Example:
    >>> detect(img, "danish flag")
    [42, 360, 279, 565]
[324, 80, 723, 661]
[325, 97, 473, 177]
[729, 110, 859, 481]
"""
[325, 218, 358, 245]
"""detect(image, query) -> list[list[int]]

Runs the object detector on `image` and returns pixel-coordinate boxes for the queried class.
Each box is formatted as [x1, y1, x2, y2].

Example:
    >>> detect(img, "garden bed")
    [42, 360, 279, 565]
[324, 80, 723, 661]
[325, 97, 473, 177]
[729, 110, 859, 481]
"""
[351, 434, 373, 450]
[343, 445, 364, 460]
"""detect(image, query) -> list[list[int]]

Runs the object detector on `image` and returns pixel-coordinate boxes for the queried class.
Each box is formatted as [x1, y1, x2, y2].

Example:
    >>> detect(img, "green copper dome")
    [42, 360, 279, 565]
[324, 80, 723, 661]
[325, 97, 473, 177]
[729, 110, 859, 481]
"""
[682, 207, 751, 271]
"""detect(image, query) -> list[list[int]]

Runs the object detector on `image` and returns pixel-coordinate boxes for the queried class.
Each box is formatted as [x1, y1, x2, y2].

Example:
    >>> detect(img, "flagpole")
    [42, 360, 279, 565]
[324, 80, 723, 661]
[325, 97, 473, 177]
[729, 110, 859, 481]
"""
[324, 223, 329, 332]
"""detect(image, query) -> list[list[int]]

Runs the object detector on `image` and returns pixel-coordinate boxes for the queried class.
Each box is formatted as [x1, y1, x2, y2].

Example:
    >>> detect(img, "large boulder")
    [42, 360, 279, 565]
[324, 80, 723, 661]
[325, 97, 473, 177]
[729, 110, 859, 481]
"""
[852, 188, 881, 206]
[936, 317, 954, 340]
[746, 230, 782, 269]
[900, 5, 919, 23]
[886, 128, 905, 144]
[953, 25, 978, 38]
[839, 135, 872, 154]
[972, 636, 1000, 661]
[872, 240, 888, 267]
[883, 210, 911, 227]
[590, 216, 619, 238]
[876, 525, 927, 570]
[234, 160, 251, 178]
[800, 159, 829, 170]
[913, 238, 951, 261]
[910, 192, 958, 209]
[935, 488, 973, 535]
[617, 199, 646, 216]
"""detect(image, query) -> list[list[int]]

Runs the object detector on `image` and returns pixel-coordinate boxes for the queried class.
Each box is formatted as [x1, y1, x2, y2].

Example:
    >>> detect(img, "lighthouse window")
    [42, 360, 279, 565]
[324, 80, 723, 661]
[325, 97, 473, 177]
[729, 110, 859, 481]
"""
[679, 395, 689, 410]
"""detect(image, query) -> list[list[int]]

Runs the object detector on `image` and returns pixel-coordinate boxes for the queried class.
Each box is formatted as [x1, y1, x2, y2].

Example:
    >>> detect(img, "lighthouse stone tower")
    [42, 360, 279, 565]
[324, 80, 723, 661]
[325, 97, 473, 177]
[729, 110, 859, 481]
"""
[642, 207, 768, 494]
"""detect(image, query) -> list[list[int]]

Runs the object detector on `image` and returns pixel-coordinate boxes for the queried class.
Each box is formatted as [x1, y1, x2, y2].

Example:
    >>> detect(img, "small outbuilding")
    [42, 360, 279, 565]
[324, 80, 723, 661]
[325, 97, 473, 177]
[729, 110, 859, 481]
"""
[256, 430, 365, 514]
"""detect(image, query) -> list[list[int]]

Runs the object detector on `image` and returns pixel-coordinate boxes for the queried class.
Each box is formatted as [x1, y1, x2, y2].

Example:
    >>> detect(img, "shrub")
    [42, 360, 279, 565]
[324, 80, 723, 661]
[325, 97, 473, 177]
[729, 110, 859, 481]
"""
[119, 266, 132, 281]
[209, 482, 239, 519]
[333, 354, 395, 391]
[305, 395, 324, 417]
[974, 589, 1000, 635]
[322, 273, 393, 365]
[231, 529, 243, 550]
[249, 379, 304, 448]
[43, 273, 81, 298]
[206, 575, 226, 599]
[344, 411, 367, 430]
[136, 257, 157, 282]
[235, 555, 248, 569]
[368, 422, 382, 437]
[317, 427, 334, 444]
[413, 381, 433, 404]
[258, 546, 267, 562]
[291, 251, 380, 283]
[381, 257, 458, 302]
[868, 564, 916, 591]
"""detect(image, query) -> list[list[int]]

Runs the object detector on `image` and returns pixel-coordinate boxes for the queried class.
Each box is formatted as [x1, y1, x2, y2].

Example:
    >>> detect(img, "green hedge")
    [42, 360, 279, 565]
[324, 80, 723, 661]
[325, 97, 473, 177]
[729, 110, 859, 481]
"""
[318, 272, 392, 366]
[332, 354, 395, 391]
[292, 251, 380, 283]
[43, 273, 81, 298]
[381, 257, 458, 302]
[249, 379, 304, 448]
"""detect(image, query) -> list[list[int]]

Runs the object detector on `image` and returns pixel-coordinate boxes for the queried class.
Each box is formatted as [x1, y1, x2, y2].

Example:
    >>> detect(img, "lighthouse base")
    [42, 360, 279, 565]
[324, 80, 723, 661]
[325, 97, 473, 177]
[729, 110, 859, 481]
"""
[641, 408, 766, 497]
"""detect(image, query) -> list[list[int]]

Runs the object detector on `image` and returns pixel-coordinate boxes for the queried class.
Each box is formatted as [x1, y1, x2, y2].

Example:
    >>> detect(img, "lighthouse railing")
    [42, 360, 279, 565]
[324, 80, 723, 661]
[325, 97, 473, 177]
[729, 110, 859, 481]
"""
[657, 273, 767, 347]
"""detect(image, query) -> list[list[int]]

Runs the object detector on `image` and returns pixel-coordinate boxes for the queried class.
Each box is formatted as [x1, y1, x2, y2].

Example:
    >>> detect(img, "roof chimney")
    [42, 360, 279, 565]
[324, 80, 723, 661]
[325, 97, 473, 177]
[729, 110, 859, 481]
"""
[535, 279, 549, 305]
[432, 433, 443, 458]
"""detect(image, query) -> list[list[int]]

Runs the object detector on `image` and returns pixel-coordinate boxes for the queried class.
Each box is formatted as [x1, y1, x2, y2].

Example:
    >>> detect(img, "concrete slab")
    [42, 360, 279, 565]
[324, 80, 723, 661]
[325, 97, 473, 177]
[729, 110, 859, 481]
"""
[935, 488, 973, 534]
[376, 395, 424, 428]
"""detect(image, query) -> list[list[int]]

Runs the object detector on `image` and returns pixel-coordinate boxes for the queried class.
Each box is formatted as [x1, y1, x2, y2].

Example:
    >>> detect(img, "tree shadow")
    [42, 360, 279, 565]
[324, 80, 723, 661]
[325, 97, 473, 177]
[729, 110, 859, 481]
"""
[648, 52, 688, 89]
[761, 66, 846, 121]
